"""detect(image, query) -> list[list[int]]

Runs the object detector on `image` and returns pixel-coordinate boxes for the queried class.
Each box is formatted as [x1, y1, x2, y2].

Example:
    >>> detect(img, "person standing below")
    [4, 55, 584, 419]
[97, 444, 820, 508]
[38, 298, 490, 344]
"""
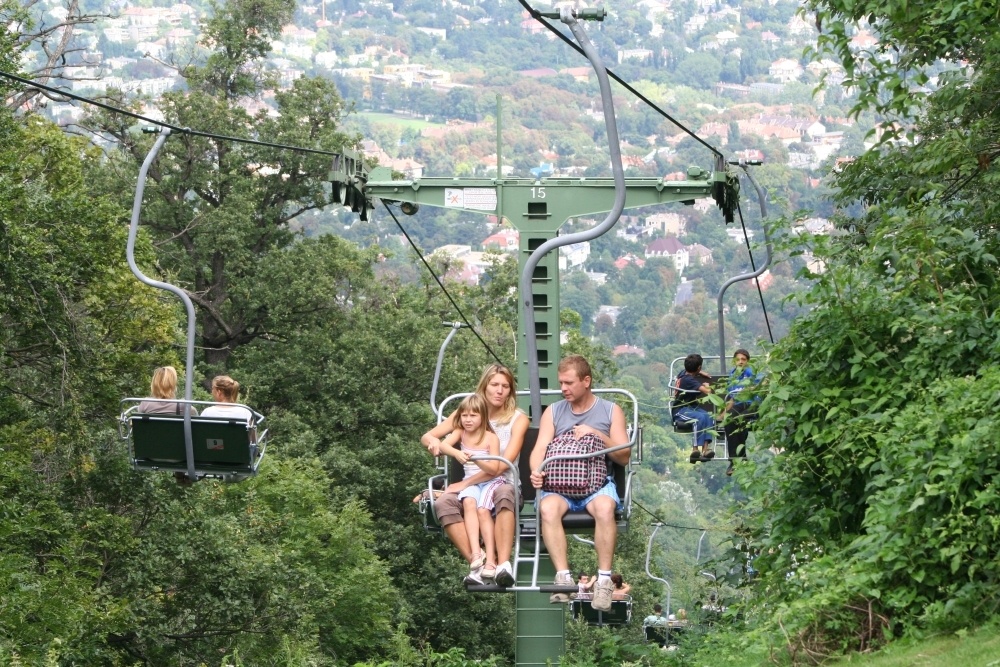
[137, 366, 198, 416]
[433, 394, 504, 584]
[723, 349, 759, 476]
[673, 354, 715, 464]
[529, 355, 630, 612]
[422, 364, 529, 586]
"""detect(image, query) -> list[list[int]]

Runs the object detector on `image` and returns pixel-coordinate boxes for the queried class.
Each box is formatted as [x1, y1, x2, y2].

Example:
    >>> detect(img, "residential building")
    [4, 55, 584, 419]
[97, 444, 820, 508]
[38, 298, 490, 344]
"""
[687, 243, 713, 265]
[645, 237, 689, 273]
[645, 212, 687, 236]
[482, 228, 519, 252]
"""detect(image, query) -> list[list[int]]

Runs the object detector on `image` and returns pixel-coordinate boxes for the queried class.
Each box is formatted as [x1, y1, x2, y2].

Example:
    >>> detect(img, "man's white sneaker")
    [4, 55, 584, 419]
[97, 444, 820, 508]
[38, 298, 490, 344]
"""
[549, 571, 575, 604]
[495, 561, 515, 587]
[592, 578, 614, 611]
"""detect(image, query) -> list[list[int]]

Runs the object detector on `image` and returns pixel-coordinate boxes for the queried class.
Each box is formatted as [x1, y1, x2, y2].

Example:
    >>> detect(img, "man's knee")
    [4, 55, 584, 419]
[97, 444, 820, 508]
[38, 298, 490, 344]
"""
[587, 495, 618, 522]
[539, 495, 568, 522]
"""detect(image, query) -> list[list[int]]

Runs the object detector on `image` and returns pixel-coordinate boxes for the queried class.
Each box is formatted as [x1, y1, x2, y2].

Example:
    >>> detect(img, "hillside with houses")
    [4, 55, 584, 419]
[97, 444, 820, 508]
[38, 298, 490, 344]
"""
[18, 0, 871, 374]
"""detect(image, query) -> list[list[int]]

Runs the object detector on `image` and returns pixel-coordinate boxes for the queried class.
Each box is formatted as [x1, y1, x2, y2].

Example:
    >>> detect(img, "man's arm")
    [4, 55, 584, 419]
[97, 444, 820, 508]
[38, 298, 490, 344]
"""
[528, 407, 556, 488]
[605, 404, 631, 466]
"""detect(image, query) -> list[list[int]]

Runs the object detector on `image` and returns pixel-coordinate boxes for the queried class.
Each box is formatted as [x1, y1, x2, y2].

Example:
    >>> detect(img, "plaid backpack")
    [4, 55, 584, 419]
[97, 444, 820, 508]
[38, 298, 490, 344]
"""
[541, 431, 609, 499]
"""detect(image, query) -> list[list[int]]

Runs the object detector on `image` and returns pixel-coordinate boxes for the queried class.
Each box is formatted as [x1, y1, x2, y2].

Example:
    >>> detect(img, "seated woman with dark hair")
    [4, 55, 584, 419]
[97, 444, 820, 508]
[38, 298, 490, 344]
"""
[610, 573, 631, 600]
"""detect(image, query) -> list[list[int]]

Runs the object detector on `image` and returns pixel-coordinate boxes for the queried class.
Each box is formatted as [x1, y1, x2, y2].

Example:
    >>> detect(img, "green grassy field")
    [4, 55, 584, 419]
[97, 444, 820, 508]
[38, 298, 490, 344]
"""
[827, 626, 1000, 667]
[352, 111, 440, 130]
[697, 623, 1000, 667]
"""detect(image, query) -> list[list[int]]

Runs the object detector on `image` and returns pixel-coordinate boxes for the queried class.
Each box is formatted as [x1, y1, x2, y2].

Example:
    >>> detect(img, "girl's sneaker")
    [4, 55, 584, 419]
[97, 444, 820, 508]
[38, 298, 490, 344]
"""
[464, 567, 484, 586]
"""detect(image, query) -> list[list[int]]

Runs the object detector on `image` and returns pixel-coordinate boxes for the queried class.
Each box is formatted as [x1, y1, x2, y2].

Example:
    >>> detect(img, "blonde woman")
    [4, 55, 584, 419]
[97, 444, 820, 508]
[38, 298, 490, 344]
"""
[422, 364, 530, 586]
[138, 366, 198, 416]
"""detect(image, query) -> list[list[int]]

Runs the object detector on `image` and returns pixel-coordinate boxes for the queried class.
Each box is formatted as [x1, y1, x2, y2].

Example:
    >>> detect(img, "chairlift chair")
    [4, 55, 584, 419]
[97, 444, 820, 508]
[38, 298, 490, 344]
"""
[571, 595, 632, 627]
[119, 399, 269, 482]
[121, 128, 269, 484]
[421, 388, 641, 594]
[668, 356, 728, 461]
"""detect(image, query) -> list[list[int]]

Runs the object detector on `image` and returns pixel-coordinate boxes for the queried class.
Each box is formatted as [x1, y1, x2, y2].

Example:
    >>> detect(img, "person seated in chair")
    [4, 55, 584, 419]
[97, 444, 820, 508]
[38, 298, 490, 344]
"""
[529, 355, 631, 612]
[138, 366, 198, 416]
[610, 572, 631, 600]
[421, 364, 529, 587]
[673, 354, 715, 464]
[722, 349, 761, 476]
[201, 375, 253, 424]
[138, 366, 198, 485]
[643, 603, 668, 627]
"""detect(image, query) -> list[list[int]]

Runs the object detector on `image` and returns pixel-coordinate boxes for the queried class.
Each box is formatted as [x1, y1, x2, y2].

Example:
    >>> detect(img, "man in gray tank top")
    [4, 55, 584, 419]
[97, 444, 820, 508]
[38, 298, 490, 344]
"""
[529, 355, 630, 612]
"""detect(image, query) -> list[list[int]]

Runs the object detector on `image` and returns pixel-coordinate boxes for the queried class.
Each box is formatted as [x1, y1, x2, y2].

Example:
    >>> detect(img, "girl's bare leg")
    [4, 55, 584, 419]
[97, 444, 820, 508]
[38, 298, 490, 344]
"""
[463, 497, 481, 562]
[478, 507, 496, 567]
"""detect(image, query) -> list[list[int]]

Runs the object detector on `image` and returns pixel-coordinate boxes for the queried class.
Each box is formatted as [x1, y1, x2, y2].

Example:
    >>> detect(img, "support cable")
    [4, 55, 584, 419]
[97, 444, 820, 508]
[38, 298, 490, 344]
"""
[381, 201, 507, 367]
[2, 70, 511, 370]
[517, 0, 722, 159]
[632, 498, 727, 533]
[0, 70, 340, 157]
[736, 201, 774, 345]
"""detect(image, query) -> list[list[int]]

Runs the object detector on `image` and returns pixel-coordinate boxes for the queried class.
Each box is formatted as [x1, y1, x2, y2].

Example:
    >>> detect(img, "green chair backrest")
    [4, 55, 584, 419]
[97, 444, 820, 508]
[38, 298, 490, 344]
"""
[132, 416, 253, 466]
[572, 599, 631, 626]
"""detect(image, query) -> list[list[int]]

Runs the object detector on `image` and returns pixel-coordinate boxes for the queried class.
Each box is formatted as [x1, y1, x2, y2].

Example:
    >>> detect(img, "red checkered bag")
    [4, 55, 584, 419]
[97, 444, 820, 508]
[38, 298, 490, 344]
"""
[541, 431, 609, 499]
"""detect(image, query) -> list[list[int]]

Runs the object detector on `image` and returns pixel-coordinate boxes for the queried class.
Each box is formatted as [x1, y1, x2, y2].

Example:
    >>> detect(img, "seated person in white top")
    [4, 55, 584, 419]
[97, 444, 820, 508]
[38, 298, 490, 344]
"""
[201, 375, 254, 426]
[137, 366, 198, 416]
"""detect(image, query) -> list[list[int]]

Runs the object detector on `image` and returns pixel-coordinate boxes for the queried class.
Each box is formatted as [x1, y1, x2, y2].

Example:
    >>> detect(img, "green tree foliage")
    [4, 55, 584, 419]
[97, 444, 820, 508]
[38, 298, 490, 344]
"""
[0, 112, 399, 664]
[192, 0, 296, 98]
[0, 115, 176, 424]
[675, 2, 1000, 658]
[730, 169, 1000, 658]
[87, 13, 356, 371]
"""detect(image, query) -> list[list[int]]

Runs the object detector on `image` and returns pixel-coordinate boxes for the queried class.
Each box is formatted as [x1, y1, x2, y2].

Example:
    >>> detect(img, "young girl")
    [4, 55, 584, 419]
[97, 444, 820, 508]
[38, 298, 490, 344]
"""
[437, 394, 504, 580]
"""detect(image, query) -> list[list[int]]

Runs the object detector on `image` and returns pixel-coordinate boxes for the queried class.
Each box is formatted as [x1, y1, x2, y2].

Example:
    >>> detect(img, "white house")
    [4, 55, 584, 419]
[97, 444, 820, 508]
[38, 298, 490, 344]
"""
[769, 58, 804, 83]
[559, 242, 591, 270]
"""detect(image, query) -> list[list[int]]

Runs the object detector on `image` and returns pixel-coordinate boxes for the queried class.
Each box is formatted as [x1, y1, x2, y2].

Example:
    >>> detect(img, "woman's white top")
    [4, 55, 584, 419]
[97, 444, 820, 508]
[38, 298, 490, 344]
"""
[490, 409, 525, 483]
[201, 403, 253, 424]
